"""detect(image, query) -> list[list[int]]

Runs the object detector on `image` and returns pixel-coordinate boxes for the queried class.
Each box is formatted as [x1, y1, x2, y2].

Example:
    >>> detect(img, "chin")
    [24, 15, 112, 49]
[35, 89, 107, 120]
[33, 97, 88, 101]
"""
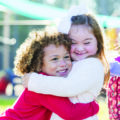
[58, 74, 68, 77]
[73, 57, 85, 61]
[62, 74, 68, 77]
[72, 55, 89, 61]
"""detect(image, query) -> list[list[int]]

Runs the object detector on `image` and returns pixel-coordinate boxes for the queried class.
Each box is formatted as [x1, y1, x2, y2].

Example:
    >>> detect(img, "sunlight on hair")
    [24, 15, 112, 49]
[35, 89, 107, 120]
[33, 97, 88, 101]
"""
[45, 26, 58, 34]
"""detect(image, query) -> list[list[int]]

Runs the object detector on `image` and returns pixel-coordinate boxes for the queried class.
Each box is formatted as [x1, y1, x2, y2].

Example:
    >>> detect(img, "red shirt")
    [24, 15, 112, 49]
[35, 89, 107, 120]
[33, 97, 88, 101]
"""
[0, 73, 99, 120]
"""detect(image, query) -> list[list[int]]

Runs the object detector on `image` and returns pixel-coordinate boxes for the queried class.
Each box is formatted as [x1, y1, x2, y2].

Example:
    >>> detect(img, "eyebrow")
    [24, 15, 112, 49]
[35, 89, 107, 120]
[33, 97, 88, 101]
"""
[49, 55, 58, 58]
[84, 38, 93, 40]
[49, 52, 69, 58]
[71, 38, 92, 42]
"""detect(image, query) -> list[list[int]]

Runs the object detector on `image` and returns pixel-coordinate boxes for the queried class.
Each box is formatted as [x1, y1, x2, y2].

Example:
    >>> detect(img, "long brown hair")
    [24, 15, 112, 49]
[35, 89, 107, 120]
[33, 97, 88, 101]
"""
[70, 14, 110, 84]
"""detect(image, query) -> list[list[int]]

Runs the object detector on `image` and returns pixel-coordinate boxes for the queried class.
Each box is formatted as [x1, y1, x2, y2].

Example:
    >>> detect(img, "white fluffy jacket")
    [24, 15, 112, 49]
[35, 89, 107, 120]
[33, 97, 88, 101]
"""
[28, 58, 104, 120]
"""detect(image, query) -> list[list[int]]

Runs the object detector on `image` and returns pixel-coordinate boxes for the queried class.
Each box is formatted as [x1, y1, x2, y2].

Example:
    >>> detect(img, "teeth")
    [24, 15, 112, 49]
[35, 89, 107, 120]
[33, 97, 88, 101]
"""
[60, 70, 66, 72]
[59, 69, 66, 73]
[75, 53, 85, 55]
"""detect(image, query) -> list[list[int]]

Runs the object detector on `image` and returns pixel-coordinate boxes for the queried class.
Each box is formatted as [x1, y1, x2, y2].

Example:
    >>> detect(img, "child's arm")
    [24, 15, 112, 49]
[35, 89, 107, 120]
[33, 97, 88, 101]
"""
[26, 58, 104, 97]
[25, 90, 99, 119]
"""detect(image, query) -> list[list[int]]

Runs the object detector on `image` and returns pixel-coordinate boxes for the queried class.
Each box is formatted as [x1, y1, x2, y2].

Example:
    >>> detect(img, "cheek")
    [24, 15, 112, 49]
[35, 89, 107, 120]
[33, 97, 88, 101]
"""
[68, 62, 72, 70]
[43, 63, 57, 74]
[45, 65, 58, 76]
[67, 59, 72, 65]
[48, 63, 57, 71]
[87, 46, 98, 54]
[70, 45, 75, 54]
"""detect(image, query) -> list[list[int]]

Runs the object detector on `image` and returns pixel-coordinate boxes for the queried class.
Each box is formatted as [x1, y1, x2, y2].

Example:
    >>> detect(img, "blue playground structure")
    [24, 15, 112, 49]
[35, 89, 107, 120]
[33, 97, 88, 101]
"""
[0, 69, 21, 96]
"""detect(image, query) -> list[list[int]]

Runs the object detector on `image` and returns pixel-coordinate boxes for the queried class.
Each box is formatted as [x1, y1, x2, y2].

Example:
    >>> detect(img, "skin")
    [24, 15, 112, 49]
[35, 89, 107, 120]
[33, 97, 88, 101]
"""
[69, 24, 98, 61]
[23, 25, 98, 87]
[42, 44, 72, 77]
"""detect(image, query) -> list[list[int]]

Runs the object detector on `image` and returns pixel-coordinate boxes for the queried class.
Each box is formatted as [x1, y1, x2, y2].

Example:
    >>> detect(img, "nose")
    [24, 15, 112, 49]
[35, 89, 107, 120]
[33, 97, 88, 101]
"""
[75, 45, 84, 53]
[59, 60, 66, 67]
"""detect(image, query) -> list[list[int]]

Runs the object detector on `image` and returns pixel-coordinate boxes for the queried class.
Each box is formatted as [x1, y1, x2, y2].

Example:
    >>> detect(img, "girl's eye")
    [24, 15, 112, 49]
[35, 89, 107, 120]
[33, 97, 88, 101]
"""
[64, 55, 70, 59]
[51, 58, 58, 61]
[84, 42, 90, 45]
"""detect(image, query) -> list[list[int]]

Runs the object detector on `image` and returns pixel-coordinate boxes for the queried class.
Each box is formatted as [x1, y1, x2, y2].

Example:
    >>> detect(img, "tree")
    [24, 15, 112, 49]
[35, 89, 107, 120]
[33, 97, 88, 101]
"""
[95, 0, 120, 16]
[30, 0, 120, 16]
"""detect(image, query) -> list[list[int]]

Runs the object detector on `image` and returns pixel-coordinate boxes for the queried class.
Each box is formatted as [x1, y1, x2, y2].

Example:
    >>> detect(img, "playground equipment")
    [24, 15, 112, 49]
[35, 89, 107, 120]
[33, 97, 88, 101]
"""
[0, 69, 21, 96]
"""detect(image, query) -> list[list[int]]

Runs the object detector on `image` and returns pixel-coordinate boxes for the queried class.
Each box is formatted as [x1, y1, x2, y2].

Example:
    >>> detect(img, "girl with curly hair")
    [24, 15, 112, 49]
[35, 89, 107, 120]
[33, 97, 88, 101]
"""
[22, 6, 110, 120]
[0, 30, 98, 120]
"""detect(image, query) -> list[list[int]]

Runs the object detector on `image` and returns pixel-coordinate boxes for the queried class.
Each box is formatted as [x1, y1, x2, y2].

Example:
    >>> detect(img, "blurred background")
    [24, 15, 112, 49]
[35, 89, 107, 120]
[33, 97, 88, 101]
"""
[0, 0, 120, 119]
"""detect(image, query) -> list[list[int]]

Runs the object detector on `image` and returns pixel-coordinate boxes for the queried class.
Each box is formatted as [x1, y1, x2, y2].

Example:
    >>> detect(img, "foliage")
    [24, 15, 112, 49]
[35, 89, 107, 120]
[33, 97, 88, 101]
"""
[30, 0, 120, 16]
[95, 0, 120, 16]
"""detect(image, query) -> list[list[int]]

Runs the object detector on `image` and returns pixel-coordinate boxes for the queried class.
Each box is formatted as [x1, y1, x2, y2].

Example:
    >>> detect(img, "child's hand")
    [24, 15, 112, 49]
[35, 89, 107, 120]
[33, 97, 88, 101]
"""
[22, 73, 32, 88]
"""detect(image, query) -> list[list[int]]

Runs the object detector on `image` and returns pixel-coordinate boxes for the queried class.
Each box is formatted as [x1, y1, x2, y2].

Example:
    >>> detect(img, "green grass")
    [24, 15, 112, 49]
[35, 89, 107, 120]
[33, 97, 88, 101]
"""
[98, 100, 109, 120]
[0, 97, 109, 119]
[0, 97, 16, 113]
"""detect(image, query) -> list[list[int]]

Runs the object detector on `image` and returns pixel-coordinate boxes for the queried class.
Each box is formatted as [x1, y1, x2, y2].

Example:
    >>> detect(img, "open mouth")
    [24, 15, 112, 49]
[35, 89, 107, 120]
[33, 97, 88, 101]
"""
[57, 69, 69, 76]
[74, 52, 86, 56]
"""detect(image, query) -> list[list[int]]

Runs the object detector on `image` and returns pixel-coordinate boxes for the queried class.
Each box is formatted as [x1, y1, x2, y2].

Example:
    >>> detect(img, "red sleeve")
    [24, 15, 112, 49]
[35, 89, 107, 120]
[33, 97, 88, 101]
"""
[25, 90, 99, 120]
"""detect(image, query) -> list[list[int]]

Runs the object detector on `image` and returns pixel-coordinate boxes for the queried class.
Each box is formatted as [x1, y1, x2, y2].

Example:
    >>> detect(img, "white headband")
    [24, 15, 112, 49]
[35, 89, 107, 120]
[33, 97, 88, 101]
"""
[58, 6, 89, 34]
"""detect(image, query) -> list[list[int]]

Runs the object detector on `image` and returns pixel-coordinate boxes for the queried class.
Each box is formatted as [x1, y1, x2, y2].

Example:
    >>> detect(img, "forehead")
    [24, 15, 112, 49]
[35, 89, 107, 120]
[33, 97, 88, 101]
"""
[68, 24, 95, 40]
[43, 44, 68, 55]
[69, 24, 92, 34]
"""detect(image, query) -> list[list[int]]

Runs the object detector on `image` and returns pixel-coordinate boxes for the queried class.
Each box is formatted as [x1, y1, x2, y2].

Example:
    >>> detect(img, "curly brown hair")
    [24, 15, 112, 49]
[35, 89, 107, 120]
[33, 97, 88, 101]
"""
[14, 30, 71, 76]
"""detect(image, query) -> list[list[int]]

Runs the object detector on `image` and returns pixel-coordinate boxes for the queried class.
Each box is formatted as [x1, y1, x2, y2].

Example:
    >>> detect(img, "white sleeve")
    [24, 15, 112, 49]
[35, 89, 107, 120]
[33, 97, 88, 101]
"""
[28, 58, 104, 97]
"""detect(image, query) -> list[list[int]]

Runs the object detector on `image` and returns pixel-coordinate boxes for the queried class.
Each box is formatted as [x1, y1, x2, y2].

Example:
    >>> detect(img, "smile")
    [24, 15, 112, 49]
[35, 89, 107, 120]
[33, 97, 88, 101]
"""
[57, 69, 69, 76]
[58, 69, 68, 73]
[74, 52, 86, 55]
